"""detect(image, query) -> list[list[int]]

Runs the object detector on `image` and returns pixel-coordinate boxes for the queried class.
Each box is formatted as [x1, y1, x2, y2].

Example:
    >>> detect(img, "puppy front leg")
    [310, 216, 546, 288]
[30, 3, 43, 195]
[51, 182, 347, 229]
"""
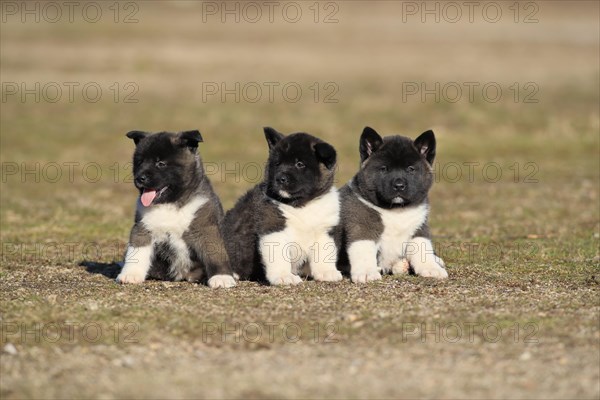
[406, 237, 448, 279]
[310, 235, 342, 282]
[117, 224, 153, 284]
[259, 232, 302, 286]
[188, 226, 236, 289]
[348, 240, 381, 283]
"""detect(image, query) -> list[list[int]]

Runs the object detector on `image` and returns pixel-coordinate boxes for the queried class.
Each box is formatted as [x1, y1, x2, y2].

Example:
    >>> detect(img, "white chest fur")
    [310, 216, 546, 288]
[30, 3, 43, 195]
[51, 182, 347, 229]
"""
[276, 188, 340, 251]
[357, 196, 428, 270]
[259, 188, 342, 284]
[137, 196, 208, 280]
[139, 196, 208, 239]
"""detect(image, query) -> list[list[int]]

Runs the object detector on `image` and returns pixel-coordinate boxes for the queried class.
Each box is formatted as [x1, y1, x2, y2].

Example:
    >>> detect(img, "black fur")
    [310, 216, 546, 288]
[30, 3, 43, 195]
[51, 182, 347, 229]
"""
[223, 127, 337, 282]
[337, 127, 442, 278]
[128, 130, 206, 207]
[353, 127, 435, 209]
[263, 127, 336, 207]
[123, 130, 234, 283]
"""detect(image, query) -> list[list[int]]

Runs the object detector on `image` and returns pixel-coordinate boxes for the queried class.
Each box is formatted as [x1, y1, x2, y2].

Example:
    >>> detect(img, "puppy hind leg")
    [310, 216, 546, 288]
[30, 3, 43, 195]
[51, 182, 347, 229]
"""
[406, 237, 448, 279]
[191, 226, 236, 289]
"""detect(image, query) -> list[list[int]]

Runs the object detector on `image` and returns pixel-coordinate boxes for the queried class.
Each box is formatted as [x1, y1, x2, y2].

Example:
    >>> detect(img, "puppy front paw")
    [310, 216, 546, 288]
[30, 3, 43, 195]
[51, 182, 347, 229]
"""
[116, 269, 146, 284]
[207, 274, 237, 289]
[269, 273, 303, 286]
[351, 270, 382, 283]
[413, 259, 448, 279]
[313, 269, 343, 282]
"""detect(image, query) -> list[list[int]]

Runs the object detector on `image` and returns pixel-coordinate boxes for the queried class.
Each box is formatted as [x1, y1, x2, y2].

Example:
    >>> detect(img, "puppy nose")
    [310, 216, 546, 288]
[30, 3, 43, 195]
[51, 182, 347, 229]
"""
[276, 174, 289, 185]
[135, 175, 148, 186]
[394, 179, 406, 191]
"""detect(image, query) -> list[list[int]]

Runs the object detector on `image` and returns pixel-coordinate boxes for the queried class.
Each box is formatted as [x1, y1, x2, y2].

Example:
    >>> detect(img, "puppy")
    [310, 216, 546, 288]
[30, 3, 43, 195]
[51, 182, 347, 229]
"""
[338, 127, 448, 283]
[223, 127, 343, 286]
[116, 130, 236, 288]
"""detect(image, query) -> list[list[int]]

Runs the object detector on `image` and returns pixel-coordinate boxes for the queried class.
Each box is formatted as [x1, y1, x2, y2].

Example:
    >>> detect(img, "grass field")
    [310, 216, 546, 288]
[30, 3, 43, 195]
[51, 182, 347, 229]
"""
[1, 1, 599, 399]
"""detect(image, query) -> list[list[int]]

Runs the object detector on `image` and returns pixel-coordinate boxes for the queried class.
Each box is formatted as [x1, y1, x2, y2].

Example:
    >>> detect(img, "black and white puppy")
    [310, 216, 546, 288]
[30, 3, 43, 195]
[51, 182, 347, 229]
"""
[223, 127, 342, 286]
[338, 127, 448, 283]
[116, 130, 236, 288]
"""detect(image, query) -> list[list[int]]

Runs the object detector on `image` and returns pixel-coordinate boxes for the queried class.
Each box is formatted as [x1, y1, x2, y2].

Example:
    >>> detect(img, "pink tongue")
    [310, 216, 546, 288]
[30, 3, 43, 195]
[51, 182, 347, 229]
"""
[141, 189, 157, 207]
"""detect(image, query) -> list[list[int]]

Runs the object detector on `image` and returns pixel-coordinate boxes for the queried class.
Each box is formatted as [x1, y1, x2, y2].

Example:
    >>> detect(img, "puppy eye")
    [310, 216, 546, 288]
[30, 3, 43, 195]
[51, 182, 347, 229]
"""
[407, 166, 415, 173]
[295, 161, 305, 169]
[156, 161, 167, 169]
[380, 166, 388, 172]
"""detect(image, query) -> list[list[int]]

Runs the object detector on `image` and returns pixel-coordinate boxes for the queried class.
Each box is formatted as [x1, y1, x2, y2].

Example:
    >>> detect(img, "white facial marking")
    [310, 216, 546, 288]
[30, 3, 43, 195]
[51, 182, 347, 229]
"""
[116, 245, 153, 284]
[392, 197, 404, 205]
[278, 190, 291, 199]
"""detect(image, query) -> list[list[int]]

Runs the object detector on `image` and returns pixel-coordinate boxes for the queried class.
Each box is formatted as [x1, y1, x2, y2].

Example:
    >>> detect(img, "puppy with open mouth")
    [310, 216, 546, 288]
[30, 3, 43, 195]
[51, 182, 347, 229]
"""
[116, 130, 236, 288]
[222, 127, 342, 286]
[338, 127, 448, 283]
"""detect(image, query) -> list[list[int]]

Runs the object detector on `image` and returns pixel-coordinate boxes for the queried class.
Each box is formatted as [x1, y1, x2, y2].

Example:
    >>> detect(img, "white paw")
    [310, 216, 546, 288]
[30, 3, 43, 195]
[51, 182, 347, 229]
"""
[116, 270, 146, 284]
[351, 270, 382, 283]
[207, 274, 237, 289]
[270, 273, 303, 286]
[313, 269, 343, 282]
[414, 260, 448, 279]
[391, 258, 410, 275]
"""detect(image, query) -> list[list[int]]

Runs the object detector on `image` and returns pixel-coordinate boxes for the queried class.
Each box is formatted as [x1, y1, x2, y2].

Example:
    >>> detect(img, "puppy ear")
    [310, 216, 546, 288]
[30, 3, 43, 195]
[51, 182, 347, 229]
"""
[178, 130, 203, 151]
[414, 130, 436, 164]
[359, 126, 383, 162]
[264, 127, 284, 151]
[126, 130, 148, 146]
[314, 142, 337, 170]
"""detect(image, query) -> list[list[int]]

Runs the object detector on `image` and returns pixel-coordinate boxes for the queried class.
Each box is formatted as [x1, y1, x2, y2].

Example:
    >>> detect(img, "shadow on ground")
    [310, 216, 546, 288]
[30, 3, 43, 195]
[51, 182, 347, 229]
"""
[79, 261, 122, 279]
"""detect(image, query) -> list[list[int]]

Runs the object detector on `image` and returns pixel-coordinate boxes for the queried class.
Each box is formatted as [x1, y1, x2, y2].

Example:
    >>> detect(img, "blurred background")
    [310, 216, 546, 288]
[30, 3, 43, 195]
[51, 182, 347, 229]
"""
[1, 1, 598, 240]
[1, 1, 598, 234]
[1, 1, 598, 398]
